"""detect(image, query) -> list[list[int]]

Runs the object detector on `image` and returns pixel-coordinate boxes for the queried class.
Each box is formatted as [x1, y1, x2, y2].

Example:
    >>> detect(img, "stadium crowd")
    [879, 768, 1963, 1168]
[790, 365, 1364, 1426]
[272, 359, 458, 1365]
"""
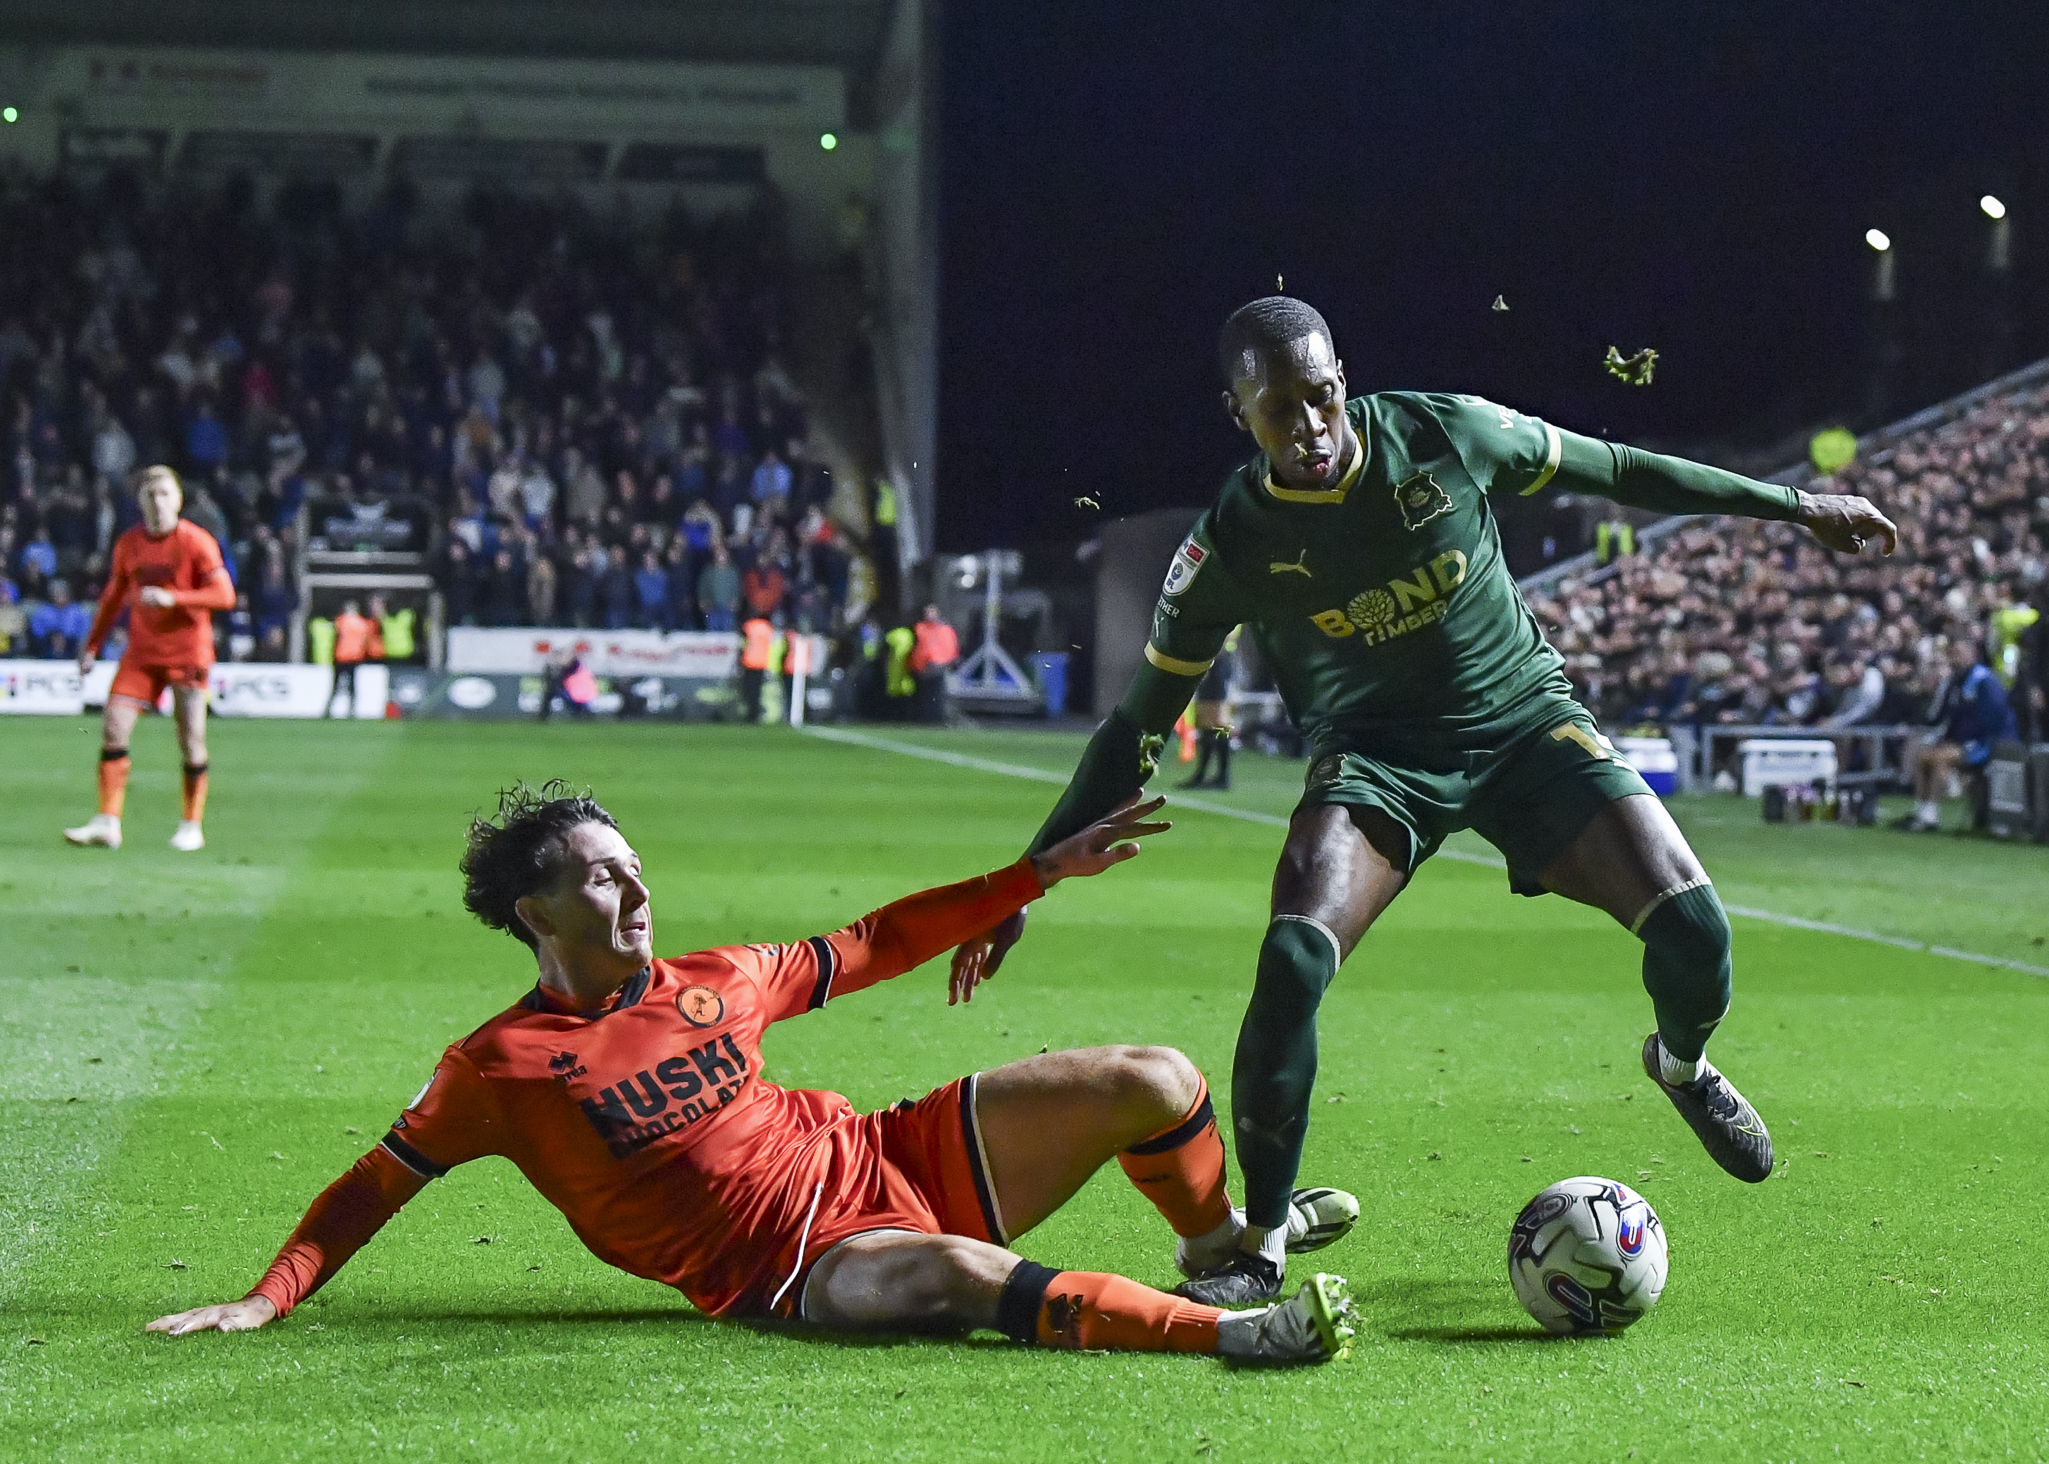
[0, 167, 869, 663]
[1529, 382, 2049, 743]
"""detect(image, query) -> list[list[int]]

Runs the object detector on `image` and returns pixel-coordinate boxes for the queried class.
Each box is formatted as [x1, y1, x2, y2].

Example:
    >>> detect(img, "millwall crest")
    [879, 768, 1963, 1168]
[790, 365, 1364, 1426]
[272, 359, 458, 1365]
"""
[1393, 472, 1453, 531]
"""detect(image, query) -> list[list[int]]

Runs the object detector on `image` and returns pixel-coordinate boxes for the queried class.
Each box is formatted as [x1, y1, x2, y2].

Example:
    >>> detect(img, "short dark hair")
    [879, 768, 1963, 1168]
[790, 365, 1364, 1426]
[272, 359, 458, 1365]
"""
[1219, 296, 1334, 387]
[460, 780, 620, 949]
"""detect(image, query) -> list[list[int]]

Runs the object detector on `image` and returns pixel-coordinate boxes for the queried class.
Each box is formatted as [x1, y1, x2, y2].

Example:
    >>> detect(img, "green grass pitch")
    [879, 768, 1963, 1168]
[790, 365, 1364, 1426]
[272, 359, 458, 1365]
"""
[2, 716, 2045, 1461]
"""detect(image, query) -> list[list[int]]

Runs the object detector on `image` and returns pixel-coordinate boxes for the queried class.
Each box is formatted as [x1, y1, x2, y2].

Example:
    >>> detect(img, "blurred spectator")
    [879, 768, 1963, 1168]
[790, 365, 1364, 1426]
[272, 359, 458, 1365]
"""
[742, 555, 786, 620]
[599, 547, 635, 630]
[253, 557, 297, 643]
[30, 578, 92, 658]
[227, 594, 257, 662]
[0, 579, 25, 655]
[635, 549, 674, 631]
[698, 540, 741, 632]
[1901, 637, 2019, 831]
[526, 551, 558, 627]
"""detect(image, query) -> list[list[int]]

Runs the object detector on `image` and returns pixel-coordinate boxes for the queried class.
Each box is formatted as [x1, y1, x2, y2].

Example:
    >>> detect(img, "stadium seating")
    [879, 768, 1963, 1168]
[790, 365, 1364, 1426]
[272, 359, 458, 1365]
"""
[0, 169, 869, 663]
[1527, 378, 2049, 745]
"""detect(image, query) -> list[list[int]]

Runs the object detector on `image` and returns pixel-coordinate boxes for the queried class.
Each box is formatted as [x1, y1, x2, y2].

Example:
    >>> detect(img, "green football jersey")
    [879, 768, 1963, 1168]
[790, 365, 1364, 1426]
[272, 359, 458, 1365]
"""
[1147, 392, 1579, 756]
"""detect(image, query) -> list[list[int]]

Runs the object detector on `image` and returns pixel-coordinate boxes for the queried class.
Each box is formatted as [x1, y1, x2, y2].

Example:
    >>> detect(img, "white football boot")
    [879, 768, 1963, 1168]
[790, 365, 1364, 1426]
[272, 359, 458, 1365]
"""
[169, 821, 206, 852]
[1215, 1273, 1355, 1364]
[1175, 1186, 1361, 1279]
[64, 813, 122, 849]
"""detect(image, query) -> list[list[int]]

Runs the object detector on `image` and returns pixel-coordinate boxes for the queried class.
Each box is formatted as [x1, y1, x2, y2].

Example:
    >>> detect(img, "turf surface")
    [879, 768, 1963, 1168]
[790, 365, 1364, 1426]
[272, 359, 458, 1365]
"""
[2, 716, 2045, 1461]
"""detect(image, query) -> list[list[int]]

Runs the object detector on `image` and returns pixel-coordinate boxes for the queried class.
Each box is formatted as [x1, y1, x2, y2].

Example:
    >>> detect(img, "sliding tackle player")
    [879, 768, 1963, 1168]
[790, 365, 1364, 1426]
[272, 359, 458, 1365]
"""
[149, 784, 1356, 1364]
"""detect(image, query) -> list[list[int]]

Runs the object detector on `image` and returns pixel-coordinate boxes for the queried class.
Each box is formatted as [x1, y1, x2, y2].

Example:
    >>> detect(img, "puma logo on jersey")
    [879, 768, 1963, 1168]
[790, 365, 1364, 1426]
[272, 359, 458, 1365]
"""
[1269, 550, 1313, 577]
[1307, 551, 1468, 643]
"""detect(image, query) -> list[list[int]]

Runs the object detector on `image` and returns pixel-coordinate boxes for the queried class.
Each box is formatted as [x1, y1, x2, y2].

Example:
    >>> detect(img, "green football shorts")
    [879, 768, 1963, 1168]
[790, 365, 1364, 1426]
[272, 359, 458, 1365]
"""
[1300, 708, 1653, 895]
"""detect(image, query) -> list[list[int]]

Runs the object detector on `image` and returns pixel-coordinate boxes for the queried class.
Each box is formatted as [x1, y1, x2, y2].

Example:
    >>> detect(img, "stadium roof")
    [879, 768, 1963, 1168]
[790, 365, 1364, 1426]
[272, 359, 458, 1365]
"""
[0, 0, 895, 73]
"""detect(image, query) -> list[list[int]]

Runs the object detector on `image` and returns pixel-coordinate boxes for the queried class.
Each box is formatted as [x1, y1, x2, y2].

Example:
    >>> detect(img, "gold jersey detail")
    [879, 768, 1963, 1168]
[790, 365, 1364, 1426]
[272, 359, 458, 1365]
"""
[1144, 643, 1216, 677]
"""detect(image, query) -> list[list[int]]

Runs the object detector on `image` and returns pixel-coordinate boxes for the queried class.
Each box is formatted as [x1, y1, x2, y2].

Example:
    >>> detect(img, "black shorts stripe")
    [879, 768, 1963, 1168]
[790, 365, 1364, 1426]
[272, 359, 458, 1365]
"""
[381, 1130, 449, 1179]
[958, 1073, 1007, 1246]
[805, 936, 838, 1011]
[1123, 1093, 1215, 1156]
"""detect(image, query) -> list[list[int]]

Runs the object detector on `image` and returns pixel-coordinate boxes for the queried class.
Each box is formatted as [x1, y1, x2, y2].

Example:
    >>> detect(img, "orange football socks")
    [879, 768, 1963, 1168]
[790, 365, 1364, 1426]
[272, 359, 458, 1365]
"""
[98, 750, 130, 818]
[998, 1261, 1221, 1354]
[1116, 1079, 1233, 1238]
[181, 763, 209, 824]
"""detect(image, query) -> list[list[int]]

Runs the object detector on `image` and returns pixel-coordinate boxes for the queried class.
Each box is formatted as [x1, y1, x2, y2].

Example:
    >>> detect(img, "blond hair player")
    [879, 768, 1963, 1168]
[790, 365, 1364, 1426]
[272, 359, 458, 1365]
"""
[65, 466, 236, 852]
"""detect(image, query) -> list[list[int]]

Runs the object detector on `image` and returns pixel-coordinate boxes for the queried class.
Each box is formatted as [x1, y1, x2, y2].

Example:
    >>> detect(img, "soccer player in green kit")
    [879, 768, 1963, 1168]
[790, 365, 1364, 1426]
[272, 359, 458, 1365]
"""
[948, 296, 1900, 1305]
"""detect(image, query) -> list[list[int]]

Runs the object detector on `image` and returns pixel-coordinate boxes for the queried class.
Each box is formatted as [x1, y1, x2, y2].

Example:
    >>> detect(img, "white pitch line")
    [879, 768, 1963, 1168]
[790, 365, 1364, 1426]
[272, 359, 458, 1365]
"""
[800, 724, 2049, 979]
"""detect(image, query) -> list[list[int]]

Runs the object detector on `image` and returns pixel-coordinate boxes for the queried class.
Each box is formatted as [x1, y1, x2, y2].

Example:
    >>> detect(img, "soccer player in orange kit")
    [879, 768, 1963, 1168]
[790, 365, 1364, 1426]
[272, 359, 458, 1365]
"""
[147, 784, 1357, 1364]
[64, 466, 235, 852]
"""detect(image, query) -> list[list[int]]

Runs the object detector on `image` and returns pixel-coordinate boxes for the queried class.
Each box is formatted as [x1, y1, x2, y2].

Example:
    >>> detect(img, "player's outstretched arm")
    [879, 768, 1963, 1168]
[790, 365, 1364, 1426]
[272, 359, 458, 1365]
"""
[948, 794, 1169, 1003]
[1554, 430, 1896, 553]
[145, 1145, 428, 1338]
[951, 662, 1197, 981]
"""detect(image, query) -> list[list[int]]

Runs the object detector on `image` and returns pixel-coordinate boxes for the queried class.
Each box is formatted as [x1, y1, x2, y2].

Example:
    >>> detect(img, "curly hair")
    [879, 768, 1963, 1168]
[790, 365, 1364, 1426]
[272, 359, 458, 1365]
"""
[1218, 295, 1333, 388]
[460, 780, 620, 949]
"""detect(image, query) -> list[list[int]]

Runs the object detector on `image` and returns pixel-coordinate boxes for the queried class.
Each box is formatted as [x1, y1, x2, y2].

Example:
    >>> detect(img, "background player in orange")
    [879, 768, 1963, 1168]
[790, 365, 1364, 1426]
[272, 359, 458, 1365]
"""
[66, 466, 235, 853]
[146, 784, 1357, 1364]
[327, 598, 379, 718]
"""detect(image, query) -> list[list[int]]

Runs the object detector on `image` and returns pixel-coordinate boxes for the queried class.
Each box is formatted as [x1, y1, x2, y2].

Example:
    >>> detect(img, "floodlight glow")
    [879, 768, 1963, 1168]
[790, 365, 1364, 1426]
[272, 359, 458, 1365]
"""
[1981, 195, 2007, 220]
[1865, 228, 1891, 252]
[1, 107, 16, 124]
[820, 132, 838, 151]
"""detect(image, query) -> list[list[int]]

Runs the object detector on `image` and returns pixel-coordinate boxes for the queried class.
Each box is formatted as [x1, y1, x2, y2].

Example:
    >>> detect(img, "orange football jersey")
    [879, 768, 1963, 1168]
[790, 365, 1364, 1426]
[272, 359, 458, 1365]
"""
[248, 861, 1041, 1320]
[86, 519, 234, 667]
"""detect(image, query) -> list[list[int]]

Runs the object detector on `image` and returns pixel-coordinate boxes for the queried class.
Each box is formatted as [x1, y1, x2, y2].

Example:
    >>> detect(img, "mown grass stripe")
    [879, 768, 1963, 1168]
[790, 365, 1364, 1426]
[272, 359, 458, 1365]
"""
[804, 724, 2049, 979]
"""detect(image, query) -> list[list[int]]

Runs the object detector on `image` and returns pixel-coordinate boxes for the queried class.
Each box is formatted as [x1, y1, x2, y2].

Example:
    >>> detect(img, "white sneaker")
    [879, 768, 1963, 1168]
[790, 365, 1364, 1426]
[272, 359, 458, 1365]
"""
[169, 821, 206, 852]
[1215, 1273, 1355, 1364]
[1175, 1187, 1361, 1279]
[64, 814, 122, 849]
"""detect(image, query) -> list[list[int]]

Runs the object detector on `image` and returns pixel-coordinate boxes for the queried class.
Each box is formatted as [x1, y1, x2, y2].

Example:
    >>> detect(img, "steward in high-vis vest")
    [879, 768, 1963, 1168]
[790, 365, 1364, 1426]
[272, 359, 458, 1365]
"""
[374, 594, 417, 662]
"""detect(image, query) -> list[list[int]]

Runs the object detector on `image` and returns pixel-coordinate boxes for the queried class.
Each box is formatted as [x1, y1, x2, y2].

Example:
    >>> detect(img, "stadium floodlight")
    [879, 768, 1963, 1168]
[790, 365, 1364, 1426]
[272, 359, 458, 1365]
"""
[819, 132, 838, 151]
[1981, 195, 2007, 220]
[1865, 228, 1891, 252]
[1, 107, 16, 124]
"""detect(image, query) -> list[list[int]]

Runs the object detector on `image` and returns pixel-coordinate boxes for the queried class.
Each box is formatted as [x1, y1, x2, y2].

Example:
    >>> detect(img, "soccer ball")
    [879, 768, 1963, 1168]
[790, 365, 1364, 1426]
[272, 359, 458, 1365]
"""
[1507, 1176, 1667, 1335]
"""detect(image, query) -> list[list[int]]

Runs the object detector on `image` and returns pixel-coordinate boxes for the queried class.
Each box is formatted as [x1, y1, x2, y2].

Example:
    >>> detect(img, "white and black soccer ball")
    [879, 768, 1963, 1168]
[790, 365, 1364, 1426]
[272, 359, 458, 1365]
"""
[1507, 1176, 1667, 1335]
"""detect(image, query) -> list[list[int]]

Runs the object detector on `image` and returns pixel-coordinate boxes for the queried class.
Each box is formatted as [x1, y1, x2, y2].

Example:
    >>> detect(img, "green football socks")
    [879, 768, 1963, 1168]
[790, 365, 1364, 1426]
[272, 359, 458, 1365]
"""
[1232, 916, 1342, 1230]
[1635, 881, 1733, 1065]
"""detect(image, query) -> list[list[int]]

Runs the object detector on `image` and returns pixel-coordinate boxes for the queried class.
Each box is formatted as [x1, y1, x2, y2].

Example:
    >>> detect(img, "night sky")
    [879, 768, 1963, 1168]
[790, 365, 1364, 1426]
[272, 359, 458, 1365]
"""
[935, 2, 2049, 552]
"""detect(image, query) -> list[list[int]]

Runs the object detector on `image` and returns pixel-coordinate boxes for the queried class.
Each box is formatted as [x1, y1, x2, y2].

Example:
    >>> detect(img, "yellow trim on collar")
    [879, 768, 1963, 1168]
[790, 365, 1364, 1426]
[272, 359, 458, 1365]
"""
[1261, 423, 1369, 505]
[1144, 643, 1215, 677]
[1518, 423, 1563, 496]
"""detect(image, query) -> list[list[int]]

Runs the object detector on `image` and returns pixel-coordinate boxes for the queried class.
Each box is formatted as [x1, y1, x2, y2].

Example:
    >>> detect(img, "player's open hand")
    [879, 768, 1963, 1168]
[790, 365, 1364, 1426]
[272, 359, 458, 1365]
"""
[1029, 794, 1172, 888]
[146, 1295, 278, 1337]
[1796, 490, 1898, 555]
[950, 796, 1172, 1006]
[77, 649, 95, 676]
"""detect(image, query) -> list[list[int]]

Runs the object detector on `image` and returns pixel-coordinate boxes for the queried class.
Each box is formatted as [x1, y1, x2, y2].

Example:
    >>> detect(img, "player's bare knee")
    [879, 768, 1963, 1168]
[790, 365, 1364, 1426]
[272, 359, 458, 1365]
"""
[1100, 1044, 1199, 1126]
